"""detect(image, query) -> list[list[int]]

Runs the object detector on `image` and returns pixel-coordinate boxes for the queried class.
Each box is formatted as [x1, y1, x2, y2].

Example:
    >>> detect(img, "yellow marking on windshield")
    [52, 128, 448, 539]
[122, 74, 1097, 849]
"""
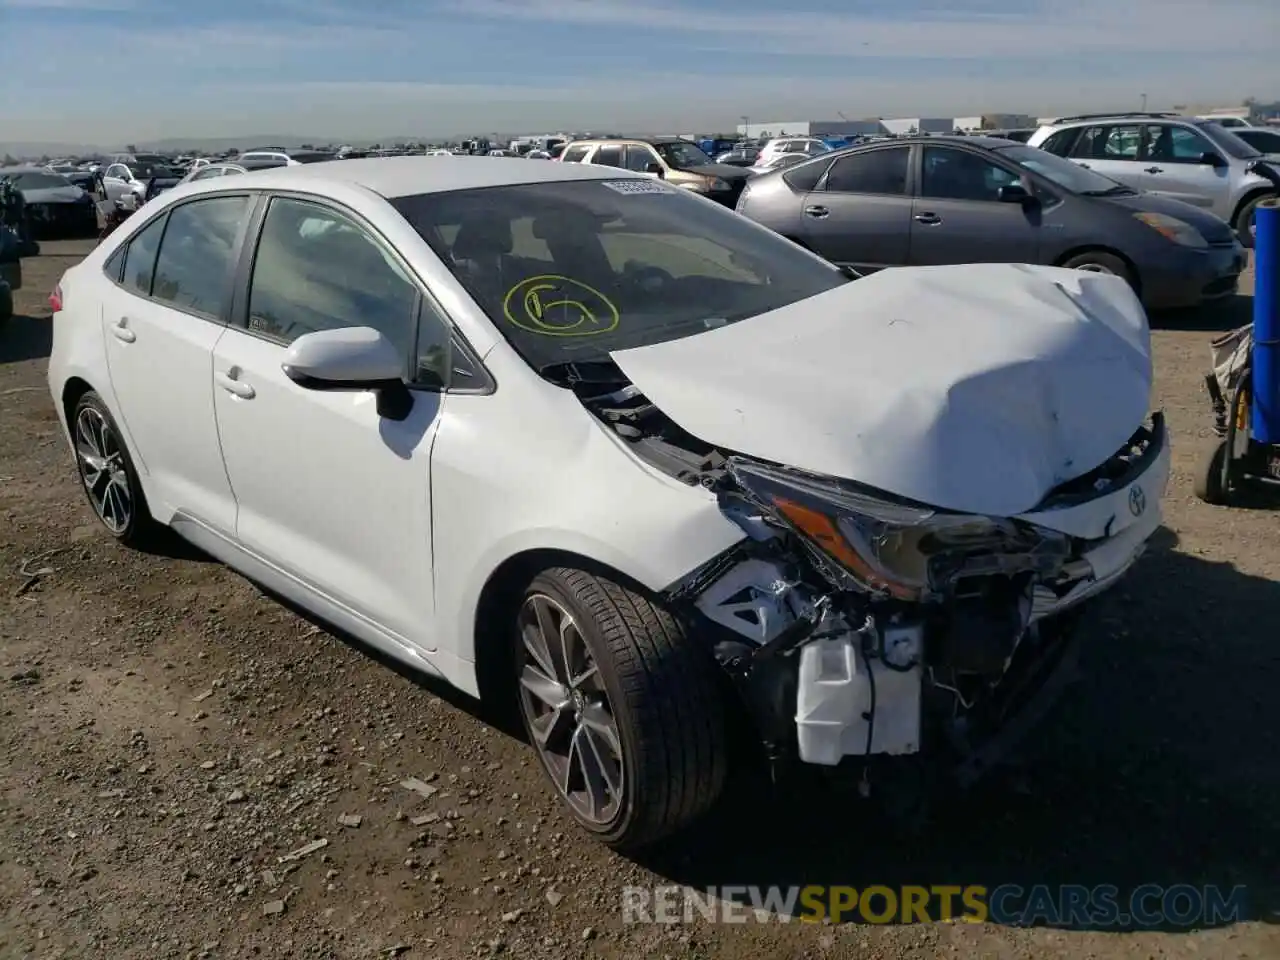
[502, 275, 620, 336]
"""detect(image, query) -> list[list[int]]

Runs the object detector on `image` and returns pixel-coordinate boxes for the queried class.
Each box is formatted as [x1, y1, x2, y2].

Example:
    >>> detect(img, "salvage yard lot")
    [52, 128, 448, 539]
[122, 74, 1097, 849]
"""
[2, 241, 1279, 959]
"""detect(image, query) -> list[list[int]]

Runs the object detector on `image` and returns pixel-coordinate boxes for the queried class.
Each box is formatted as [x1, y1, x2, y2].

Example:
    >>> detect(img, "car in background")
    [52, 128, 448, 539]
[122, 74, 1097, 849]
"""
[983, 129, 1037, 143]
[1233, 128, 1280, 155]
[715, 147, 759, 168]
[237, 150, 337, 169]
[1027, 112, 1278, 245]
[735, 136, 1245, 310]
[754, 137, 832, 168]
[178, 162, 248, 184]
[0, 167, 98, 238]
[746, 152, 811, 176]
[101, 159, 183, 207]
[559, 137, 751, 206]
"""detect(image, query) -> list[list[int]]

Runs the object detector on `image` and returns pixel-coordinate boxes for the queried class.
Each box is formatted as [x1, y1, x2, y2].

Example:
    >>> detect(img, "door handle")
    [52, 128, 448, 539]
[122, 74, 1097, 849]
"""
[804, 205, 830, 219]
[1144, 166, 1163, 174]
[913, 213, 942, 225]
[215, 370, 256, 400]
[110, 317, 135, 342]
[1076, 162, 1091, 169]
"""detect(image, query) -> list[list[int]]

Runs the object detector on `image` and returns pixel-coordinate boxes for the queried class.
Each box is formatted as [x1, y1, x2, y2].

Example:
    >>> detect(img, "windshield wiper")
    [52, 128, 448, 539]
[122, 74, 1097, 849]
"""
[1081, 184, 1135, 197]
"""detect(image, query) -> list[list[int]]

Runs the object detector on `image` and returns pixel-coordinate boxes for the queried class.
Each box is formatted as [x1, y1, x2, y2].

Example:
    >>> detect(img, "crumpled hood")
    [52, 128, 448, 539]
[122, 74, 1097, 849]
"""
[609, 263, 1152, 518]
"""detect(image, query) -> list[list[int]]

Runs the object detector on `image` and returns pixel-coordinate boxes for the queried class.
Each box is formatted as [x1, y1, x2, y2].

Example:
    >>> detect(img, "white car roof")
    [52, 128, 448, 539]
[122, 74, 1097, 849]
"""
[221, 155, 648, 199]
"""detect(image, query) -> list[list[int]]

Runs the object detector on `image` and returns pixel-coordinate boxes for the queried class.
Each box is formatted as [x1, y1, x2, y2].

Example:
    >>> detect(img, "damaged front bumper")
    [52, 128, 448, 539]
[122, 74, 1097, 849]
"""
[672, 412, 1171, 784]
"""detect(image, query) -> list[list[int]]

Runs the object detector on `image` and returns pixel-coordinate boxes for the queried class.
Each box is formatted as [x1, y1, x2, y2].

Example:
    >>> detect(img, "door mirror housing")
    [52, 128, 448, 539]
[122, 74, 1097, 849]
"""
[282, 326, 413, 420]
[1199, 151, 1227, 167]
[997, 183, 1034, 204]
[645, 162, 665, 178]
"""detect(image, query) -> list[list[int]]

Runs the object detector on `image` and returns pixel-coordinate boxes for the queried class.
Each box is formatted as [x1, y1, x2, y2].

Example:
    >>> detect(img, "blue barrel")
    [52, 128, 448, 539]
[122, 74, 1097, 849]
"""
[1253, 198, 1280, 444]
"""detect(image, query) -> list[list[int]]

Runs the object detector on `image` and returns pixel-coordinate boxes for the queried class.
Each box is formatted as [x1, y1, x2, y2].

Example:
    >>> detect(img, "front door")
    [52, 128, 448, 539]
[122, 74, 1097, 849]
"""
[800, 145, 913, 269]
[100, 195, 250, 532]
[210, 195, 444, 649]
[1138, 123, 1233, 214]
[908, 145, 1043, 266]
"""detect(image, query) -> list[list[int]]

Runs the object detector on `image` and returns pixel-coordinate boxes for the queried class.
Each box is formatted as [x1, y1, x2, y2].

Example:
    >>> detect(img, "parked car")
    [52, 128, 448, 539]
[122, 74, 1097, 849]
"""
[0, 167, 98, 238]
[715, 148, 759, 168]
[1027, 112, 1278, 245]
[1232, 128, 1280, 155]
[735, 136, 1246, 310]
[754, 137, 832, 168]
[100, 159, 182, 208]
[178, 162, 248, 184]
[558, 137, 750, 206]
[47, 157, 1168, 849]
[237, 150, 337, 169]
[746, 152, 810, 176]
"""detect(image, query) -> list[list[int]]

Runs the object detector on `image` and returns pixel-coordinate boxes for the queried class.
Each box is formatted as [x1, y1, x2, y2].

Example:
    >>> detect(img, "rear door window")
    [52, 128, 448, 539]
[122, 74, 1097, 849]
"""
[593, 145, 623, 168]
[821, 147, 910, 195]
[150, 196, 250, 318]
[559, 144, 590, 163]
[119, 215, 166, 295]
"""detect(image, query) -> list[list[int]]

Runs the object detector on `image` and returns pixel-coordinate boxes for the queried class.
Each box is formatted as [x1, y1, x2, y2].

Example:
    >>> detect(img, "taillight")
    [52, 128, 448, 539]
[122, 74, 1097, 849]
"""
[49, 283, 63, 313]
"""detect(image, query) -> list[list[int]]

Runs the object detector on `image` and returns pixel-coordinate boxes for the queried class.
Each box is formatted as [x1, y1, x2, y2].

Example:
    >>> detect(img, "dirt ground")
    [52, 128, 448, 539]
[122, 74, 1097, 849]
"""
[2, 241, 1278, 960]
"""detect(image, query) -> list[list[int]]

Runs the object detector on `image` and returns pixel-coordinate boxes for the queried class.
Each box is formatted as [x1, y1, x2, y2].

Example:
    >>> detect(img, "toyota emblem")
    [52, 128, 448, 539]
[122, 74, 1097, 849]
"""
[1128, 485, 1147, 517]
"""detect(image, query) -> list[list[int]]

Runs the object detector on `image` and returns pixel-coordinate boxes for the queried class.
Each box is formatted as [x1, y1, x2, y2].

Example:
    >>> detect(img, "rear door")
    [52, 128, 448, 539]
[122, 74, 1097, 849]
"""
[908, 145, 1043, 266]
[798, 145, 912, 269]
[99, 193, 254, 532]
[1067, 123, 1148, 191]
[1137, 123, 1233, 213]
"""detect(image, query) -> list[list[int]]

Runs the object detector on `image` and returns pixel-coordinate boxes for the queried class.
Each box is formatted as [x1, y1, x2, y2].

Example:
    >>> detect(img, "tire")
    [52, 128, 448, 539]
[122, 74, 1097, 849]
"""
[1192, 439, 1229, 505]
[1061, 251, 1133, 287]
[1234, 192, 1272, 249]
[70, 391, 156, 546]
[513, 566, 728, 850]
[0, 282, 11, 328]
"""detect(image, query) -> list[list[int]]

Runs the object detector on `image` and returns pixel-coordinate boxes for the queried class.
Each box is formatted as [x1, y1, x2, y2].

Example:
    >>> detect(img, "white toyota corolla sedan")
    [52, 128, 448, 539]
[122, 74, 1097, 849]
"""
[48, 157, 1170, 848]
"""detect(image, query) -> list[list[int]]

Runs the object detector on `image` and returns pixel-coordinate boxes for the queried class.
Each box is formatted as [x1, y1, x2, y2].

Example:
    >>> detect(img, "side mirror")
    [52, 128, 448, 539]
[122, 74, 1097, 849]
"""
[1199, 151, 1227, 168]
[645, 162, 665, 178]
[997, 183, 1034, 204]
[282, 326, 414, 420]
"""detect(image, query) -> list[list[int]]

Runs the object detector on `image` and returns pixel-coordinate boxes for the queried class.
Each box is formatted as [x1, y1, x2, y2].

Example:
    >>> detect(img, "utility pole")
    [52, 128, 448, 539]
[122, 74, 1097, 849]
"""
[1140, 92, 1148, 111]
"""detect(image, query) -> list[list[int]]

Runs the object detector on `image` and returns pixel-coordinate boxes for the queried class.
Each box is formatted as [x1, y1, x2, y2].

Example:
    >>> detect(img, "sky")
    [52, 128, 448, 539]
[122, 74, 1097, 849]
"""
[1, 0, 1277, 145]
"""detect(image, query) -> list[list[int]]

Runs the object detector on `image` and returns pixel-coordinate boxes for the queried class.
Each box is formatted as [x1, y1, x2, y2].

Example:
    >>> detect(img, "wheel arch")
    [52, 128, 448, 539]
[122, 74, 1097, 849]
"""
[1053, 245, 1142, 296]
[471, 547, 666, 710]
[1231, 186, 1275, 229]
[60, 376, 96, 429]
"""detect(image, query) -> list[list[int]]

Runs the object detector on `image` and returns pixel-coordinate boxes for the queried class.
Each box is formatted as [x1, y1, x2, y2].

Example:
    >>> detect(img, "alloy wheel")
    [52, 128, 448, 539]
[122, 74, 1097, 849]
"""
[1073, 262, 1116, 275]
[74, 406, 132, 534]
[517, 593, 624, 825]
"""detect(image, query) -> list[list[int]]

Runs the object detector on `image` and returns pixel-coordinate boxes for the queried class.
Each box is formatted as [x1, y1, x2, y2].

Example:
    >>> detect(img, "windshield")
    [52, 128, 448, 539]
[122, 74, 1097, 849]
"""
[1195, 121, 1262, 159]
[994, 144, 1130, 194]
[7, 171, 74, 190]
[654, 141, 712, 168]
[390, 179, 846, 372]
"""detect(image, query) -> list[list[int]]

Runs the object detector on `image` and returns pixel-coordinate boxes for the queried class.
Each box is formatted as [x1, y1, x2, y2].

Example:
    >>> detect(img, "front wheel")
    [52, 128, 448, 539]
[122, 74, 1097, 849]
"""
[1234, 193, 1271, 249]
[1061, 251, 1134, 288]
[514, 567, 728, 849]
[1192, 439, 1230, 505]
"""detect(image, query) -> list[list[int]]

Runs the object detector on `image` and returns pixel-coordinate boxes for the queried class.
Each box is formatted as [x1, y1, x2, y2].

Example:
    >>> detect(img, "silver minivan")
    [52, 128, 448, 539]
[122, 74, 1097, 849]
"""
[1028, 112, 1278, 245]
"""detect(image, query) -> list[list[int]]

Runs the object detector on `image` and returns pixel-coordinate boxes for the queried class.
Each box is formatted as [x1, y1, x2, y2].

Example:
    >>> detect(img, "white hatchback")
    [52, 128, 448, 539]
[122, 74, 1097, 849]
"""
[48, 157, 1169, 848]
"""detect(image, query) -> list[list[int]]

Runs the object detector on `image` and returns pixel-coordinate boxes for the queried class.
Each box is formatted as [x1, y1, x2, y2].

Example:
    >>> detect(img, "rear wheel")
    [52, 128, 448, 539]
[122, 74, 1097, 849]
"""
[70, 391, 156, 545]
[1192, 439, 1230, 505]
[514, 566, 728, 850]
[0, 281, 11, 328]
[1061, 251, 1133, 287]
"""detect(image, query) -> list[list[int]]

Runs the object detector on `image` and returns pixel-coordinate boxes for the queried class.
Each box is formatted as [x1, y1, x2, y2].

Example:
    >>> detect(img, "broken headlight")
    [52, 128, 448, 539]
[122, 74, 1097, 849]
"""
[727, 459, 1043, 601]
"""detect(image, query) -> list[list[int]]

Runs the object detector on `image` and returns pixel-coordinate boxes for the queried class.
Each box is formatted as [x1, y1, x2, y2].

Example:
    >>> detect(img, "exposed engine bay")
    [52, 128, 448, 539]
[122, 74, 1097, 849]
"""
[556, 360, 1169, 788]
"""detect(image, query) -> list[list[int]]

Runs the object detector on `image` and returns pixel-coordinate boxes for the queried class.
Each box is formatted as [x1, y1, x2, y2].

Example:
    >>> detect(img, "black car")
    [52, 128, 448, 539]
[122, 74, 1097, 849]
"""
[0, 167, 98, 239]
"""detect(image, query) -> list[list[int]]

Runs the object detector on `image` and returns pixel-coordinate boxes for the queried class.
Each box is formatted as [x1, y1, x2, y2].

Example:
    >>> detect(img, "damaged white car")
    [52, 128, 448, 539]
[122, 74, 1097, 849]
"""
[47, 159, 1169, 850]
